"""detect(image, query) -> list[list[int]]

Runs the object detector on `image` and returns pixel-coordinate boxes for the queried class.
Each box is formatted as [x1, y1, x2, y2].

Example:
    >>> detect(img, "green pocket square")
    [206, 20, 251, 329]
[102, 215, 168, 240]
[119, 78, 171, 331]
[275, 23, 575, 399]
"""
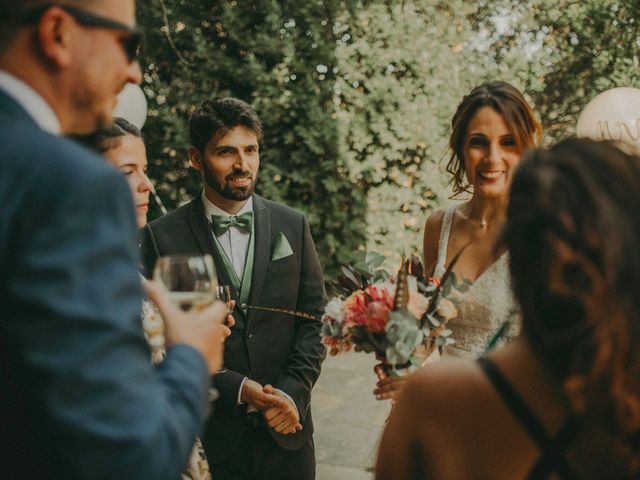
[271, 232, 294, 261]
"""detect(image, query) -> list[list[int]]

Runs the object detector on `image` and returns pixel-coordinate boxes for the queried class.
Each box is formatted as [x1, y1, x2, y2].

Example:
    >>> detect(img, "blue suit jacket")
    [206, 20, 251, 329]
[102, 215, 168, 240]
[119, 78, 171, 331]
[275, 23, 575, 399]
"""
[0, 89, 210, 479]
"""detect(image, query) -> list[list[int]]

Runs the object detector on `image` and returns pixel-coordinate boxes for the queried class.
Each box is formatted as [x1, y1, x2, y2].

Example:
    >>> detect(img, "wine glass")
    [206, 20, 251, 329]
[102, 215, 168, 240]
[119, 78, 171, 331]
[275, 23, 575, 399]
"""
[153, 254, 218, 312]
[216, 285, 233, 314]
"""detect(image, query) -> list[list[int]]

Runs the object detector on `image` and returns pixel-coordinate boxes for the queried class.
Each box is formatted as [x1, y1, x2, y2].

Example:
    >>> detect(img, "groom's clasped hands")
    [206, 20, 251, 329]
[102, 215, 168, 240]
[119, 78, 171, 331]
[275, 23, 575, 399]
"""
[241, 379, 303, 435]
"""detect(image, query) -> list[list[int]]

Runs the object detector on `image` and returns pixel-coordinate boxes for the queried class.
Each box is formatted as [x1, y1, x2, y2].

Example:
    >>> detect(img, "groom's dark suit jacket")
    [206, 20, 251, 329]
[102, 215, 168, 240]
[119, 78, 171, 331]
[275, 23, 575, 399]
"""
[0, 90, 211, 479]
[140, 195, 326, 463]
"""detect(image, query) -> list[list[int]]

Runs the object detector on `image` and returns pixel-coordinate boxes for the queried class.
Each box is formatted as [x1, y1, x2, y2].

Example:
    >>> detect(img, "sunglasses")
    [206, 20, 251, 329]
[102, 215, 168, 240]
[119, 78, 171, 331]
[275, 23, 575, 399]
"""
[22, 3, 142, 62]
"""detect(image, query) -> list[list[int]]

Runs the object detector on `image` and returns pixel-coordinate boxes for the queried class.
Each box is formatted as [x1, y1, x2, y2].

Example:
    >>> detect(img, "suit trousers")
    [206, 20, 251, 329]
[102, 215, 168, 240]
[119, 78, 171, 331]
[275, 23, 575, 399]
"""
[210, 415, 315, 480]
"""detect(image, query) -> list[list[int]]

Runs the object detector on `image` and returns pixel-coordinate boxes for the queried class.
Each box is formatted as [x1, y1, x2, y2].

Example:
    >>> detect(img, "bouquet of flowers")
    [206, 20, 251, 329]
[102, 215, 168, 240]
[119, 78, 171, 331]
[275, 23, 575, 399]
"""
[321, 251, 470, 375]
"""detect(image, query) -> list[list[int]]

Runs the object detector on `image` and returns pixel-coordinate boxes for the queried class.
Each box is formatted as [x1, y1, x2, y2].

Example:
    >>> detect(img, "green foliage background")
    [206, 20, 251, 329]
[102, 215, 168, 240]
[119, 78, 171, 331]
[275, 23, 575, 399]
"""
[138, 0, 365, 278]
[137, 0, 640, 277]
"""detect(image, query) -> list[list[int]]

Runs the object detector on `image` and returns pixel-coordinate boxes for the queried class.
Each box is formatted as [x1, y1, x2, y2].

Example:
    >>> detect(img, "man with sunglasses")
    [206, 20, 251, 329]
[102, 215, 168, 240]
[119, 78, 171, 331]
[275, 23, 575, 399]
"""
[0, 2, 228, 479]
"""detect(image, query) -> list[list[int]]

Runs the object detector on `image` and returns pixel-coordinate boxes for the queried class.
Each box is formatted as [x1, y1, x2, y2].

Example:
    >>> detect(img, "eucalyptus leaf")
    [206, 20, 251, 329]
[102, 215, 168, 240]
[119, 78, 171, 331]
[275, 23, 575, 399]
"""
[341, 266, 362, 289]
[426, 314, 441, 327]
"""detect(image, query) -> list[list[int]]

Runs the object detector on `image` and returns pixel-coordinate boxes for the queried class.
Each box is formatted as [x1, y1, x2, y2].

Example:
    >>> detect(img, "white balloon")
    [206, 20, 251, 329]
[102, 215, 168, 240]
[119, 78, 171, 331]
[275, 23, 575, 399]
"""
[576, 87, 640, 153]
[113, 83, 148, 130]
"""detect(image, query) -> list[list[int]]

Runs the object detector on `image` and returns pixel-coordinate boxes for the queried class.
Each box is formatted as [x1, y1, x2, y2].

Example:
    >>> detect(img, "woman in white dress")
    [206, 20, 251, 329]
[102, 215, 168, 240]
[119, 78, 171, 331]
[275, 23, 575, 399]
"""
[423, 80, 543, 358]
[375, 81, 542, 400]
[76, 118, 214, 480]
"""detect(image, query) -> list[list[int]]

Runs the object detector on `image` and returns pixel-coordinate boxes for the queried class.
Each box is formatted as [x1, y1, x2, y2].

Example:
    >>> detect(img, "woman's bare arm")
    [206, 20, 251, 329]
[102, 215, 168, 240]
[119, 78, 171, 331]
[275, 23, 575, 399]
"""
[423, 209, 445, 277]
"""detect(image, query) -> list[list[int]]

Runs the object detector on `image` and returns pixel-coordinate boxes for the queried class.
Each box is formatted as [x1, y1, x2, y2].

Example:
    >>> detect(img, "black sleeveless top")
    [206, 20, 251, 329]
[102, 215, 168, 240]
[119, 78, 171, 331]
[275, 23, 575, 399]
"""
[478, 357, 581, 479]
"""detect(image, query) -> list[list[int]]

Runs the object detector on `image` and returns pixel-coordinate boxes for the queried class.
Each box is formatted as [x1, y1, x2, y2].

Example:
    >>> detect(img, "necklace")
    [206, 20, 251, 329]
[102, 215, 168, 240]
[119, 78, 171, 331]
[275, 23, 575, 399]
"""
[471, 218, 503, 228]
[457, 205, 506, 229]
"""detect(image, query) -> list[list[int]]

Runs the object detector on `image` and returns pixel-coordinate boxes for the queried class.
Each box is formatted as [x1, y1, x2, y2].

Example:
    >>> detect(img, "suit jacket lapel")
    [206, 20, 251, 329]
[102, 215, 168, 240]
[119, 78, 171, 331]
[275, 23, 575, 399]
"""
[186, 198, 236, 296]
[248, 195, 271, 311]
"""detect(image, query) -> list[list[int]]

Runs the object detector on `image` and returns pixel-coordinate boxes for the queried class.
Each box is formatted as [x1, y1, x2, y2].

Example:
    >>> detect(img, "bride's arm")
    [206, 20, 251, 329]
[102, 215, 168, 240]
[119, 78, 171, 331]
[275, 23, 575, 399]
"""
[423, 209, 445, 278]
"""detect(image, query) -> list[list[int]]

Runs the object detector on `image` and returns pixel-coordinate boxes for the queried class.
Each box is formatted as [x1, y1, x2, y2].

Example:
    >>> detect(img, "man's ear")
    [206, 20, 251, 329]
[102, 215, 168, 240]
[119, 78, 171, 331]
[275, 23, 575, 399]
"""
[189, 145, 203, 171]
[36, 6, 75, 69]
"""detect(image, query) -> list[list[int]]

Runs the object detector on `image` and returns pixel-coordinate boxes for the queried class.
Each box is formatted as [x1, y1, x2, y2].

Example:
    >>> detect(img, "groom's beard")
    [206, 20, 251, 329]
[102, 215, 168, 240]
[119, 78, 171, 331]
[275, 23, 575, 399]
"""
[203, 163, 257, 201]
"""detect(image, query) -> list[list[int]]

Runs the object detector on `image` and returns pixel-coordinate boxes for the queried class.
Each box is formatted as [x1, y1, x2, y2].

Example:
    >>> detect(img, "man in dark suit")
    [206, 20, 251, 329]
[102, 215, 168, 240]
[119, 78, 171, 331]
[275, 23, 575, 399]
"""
[141, 97, 327, 480]
[0, 2, 228, 478]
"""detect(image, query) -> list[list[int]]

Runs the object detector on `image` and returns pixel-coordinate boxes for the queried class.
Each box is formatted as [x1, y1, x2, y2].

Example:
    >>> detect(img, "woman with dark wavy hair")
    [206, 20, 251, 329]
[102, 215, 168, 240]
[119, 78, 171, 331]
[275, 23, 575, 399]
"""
[375, 81, 542, 402]
[376, 138, 640, 479]
[425, 80, 543, 357]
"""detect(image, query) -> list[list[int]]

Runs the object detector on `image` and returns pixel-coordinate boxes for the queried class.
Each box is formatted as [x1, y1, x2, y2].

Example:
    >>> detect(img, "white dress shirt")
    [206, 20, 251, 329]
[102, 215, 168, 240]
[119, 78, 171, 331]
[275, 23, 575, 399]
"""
[201, 192, 298, 415]
[0, 70, 61, 135]
[201, 191, 253, 281]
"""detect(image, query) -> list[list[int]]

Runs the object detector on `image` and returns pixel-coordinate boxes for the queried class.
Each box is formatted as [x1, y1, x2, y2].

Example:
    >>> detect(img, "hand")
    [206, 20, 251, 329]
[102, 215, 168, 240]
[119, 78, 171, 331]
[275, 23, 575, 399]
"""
[143, 279, 230, 373]
[262, 385, 302, 435]
[226, 300, 236, 328]
[373, 362, 408, 404]
[240, 379, 287, 411]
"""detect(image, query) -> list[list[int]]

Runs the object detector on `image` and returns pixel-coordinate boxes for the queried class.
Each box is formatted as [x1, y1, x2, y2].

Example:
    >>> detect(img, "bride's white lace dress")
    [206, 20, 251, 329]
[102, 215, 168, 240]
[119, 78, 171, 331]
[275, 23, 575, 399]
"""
[433, 206, 521, 359]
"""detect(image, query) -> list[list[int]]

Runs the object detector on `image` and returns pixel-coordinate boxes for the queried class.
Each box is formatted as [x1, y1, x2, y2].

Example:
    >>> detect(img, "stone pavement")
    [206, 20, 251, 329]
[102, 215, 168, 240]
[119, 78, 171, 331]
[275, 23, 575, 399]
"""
[312, 352, 392, 480]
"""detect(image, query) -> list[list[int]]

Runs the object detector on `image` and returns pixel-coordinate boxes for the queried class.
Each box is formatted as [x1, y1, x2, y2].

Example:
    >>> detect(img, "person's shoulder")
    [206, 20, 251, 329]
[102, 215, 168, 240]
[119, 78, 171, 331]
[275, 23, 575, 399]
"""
[402, 358, 487, 420]
[1, 122, 122, 189]
[423, 208, 448, 273]
[409, 357, 480, 389]
[257, 195, 305, 220]
[424, 208, 447, 236]
[146, 200, 195, 229]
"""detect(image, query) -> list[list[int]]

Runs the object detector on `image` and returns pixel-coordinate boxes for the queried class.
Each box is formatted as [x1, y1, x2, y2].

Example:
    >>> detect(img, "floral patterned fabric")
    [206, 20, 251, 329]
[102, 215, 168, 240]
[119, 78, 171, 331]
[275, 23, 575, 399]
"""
[142, 299, 213, 479]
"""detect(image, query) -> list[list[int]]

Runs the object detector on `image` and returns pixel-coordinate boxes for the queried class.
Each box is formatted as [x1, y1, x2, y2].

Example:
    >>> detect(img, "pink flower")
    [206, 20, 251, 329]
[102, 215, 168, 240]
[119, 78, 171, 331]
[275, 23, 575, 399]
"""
[343, 286, 394, 333]
[343, 291, 368, 328]
[364, 285, 394, 308]
[435, 298, 458, 322]
[362, 301, 391, 333]
[322, 333, 354, 356]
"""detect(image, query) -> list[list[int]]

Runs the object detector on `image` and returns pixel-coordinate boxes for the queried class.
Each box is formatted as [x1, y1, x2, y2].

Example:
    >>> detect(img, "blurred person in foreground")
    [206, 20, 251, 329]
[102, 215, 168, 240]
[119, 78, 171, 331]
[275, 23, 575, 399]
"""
[0, 2, 228, 478]
[76, 117, 225, 479]
[376, 138, 640, 479]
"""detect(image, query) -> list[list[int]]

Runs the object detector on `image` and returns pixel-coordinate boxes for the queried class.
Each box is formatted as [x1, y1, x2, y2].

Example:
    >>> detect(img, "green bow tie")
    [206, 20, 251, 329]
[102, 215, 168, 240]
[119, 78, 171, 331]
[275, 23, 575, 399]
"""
[211, 211, 253, 236]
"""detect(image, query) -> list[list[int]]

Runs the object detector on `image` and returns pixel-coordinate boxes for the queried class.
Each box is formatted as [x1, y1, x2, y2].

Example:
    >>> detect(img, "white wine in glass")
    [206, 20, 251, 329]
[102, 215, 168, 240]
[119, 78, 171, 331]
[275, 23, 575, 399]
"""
[153, 255, 218, 312]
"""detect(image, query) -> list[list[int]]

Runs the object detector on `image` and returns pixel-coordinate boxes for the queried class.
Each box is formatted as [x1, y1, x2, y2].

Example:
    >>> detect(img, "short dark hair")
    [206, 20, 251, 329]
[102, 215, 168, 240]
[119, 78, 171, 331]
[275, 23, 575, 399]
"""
[188, 97, 263, 154]
[504, 138, 640, 446]
[71, 117, 141, 153]
[447, 81, 543, 196]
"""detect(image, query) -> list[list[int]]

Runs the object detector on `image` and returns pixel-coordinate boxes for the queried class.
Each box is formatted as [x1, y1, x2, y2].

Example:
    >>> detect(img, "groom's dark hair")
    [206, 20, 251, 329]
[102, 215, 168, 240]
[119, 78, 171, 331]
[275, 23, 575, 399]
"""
[189, 97, 263, 154]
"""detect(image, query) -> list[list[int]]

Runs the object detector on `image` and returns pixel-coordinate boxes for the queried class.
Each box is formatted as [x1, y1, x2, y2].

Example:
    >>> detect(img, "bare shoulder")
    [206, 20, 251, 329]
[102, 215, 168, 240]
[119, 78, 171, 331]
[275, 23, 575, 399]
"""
[406, 357, 482, 397]
[377, 358, 489, 478]
[423, 209, 446, 275]
[376, 358, 483, 474]
[424, 208, 446, 235]
[399, 358, 489, 427]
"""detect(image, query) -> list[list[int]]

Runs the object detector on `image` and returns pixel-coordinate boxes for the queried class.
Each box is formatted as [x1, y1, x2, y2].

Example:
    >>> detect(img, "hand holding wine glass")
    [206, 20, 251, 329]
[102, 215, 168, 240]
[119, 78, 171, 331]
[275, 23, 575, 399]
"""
[146, 255, 230, 373]
[216, 285, 235, 313]
[154, 255, 218, 312]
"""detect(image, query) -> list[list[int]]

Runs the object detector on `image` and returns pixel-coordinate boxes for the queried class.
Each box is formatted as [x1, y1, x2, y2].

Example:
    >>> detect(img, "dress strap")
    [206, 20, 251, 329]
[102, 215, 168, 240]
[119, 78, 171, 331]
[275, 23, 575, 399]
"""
[433, 206, 456, 278]
[478, 357, 580, 480]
